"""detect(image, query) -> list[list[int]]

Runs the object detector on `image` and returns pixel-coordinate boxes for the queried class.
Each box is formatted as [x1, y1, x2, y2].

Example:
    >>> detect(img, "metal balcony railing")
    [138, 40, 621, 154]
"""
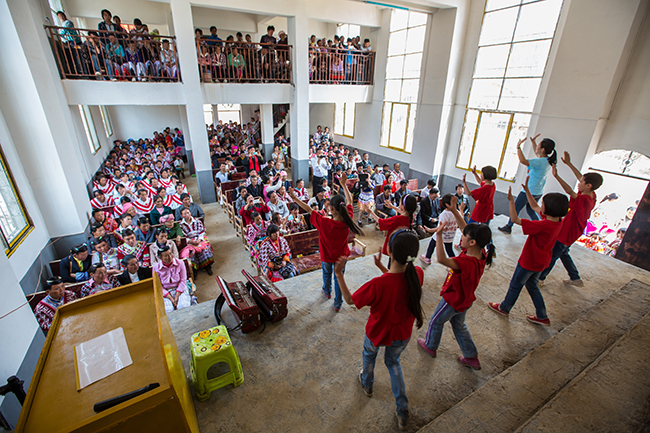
[309, 47, 375, 85]
[45, 26, 180, 82]
[196, 39, 292, 84]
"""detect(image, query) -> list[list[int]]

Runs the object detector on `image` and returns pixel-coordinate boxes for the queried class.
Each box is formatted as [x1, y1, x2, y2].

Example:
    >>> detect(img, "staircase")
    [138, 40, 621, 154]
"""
[273, 103, 289, 136]
[417, 279, 650, 433]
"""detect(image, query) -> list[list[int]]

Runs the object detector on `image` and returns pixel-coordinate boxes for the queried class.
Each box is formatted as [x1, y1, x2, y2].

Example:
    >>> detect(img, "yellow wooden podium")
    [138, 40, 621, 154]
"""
[15, 274, 199, 433]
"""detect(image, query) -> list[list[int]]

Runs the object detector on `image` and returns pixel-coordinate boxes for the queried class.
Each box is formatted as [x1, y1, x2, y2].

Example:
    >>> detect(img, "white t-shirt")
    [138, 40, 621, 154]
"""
[439, 210, 458, 244]
[129, 272, 140, 283]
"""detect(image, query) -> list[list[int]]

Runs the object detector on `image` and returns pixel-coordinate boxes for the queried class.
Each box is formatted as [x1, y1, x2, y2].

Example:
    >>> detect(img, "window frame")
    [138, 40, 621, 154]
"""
[456, 0, 563, 181]
[381, 102, 413, 154]
[79, 105, 101, 155]
[0, 145, 34, 256]
[380, 9, 428, 153]
[99, 105, 113, 138]
[333, 102, 356, 139]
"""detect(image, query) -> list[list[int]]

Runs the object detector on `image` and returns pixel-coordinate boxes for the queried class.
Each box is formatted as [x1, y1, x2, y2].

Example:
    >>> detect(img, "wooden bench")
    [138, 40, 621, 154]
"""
[283, 229, 366, 274]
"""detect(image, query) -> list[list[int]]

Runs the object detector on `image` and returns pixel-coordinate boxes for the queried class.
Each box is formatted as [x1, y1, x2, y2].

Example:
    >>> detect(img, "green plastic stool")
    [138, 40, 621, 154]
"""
[190, 325, 244, 401]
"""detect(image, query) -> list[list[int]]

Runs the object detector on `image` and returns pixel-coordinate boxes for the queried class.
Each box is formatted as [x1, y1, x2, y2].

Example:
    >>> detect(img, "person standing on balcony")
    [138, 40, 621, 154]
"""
[207, 26, 223, 47]
[56, 11, 83, 76]
[260, 25, 277, 45]
[105, 33, 125, 81]
[160, 39, 178, 79]
[130, 18, 148, 50]
[124, 39, 146, 81]
[98, 9, 116, 46]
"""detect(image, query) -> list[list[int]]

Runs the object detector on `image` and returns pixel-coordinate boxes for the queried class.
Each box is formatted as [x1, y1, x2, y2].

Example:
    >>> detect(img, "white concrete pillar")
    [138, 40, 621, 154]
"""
[260, 104, 274, 160]
[288, 11, 310, 183]
[170, 0, 215, 203]
[212, 104, 219, 126]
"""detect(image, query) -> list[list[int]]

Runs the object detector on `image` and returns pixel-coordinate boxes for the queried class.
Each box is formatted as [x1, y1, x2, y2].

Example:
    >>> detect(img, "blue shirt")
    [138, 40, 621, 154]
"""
[527, 158, 551, 195]
[206, 35, 222, 46]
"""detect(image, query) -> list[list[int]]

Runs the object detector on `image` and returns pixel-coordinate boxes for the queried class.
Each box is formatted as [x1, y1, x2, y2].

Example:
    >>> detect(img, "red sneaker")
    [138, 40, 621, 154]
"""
[458, 356, 481, 370]
[417, 338, 436, 357]
[526, 315, 550, 326]
[488, 302, 509, 316]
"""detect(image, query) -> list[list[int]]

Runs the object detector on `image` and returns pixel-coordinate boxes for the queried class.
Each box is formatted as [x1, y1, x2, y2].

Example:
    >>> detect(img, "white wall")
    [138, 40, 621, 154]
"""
[66, 0, 171, 32]
[310, 103, 334, 133]
[191, 7, 259, 35]
[70, 105, 113, 184]
[597, 2, 650, 158]
[108, 105, 183, 140]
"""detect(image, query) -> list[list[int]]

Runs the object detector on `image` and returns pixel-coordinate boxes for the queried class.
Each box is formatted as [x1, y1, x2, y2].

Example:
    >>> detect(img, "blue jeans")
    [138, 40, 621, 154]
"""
[505, 191, 541, 228]
[539, 241, 580, 281]
[379, 207, 396, 217]
[425, 239, 455, 259]
[360, 335, 409, 417]
[500, 264, 548, 319]
[424, 299, 478, 358]
[322, 262, 344, 309]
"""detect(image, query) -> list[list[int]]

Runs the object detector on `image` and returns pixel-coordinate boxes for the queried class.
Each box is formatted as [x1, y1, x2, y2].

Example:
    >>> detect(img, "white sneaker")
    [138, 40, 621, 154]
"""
[563, 279, 584, 287]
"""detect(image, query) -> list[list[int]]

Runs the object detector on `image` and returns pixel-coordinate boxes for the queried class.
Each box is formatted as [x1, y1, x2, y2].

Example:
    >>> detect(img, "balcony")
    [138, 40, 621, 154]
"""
[308, 47, 375, 85]
[45, 25, 180, 82]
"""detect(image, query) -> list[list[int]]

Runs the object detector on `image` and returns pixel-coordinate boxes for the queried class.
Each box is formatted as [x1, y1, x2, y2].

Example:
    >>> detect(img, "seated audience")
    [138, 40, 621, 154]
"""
[175, 193, 204, 220]
[285, 202, 307, 233]
[35, 277, 77, 335]
[153, 246, 193, 312]
[91, 236, 121, 275]
[116, 254, 153, 285]
[179, 208, 214, 276]
[89, 223, 117, 252]
[267, 191, 289, 219]
[375, 185, 396, 217]
[239, 195, 270, 225]
[245, 212, 269, 246]
[150, 195, 173, 225]
[150, 228, 180, 266]
[60, 244, 92, 283]
[80, 264, 121, 297]
[134, 216, 156, 243]
[257, 224, 299, 282]
[116, 228, 151, 267]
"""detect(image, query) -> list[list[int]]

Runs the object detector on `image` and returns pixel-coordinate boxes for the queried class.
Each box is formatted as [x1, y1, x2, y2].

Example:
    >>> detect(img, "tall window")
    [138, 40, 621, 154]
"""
[336, 24, 361, 40]
[380, 9, 428, 153]
[334, 102, 355, 138]
[456, 0, 563, 181]
[78, 105, 101, 155]
[47, 0, 63, 25]
[99, 106, 113, 138]
[0, 146, 32, 255]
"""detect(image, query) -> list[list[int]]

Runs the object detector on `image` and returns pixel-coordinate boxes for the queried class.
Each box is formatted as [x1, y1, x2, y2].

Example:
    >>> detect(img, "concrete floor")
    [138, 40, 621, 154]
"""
[174, 175, 650, 432]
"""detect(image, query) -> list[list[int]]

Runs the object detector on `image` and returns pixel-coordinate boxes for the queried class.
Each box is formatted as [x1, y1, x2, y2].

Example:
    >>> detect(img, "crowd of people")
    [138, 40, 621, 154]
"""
[54, 9, 179, 81]
[34, 126, 219, 335]
[196, 25, 291, 83]
[34, 113, 612, 430]
[308, 34, 374, 83]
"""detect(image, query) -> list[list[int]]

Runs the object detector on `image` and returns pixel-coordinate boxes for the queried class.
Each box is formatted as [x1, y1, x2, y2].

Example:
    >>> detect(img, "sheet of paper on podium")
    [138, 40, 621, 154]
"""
[73, 327, 133, 390]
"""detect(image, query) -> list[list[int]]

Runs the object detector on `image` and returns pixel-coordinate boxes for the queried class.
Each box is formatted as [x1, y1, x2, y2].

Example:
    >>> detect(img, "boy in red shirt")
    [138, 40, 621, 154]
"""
[418, 197, 495, 370]
[334, 230, 424, 431]
[463, 165, 497, 225]
[539, 152, 603, 287]
[488, 187, 568, 326]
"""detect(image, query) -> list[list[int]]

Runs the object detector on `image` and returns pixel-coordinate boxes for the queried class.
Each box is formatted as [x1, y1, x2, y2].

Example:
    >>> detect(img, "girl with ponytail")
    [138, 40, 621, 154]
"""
[499, 133, 556, 234]
[366, 193, 418, 259]
[288, 178, 363, 312]
[418, 196, 494, 371]
[334, 229, 424, 431]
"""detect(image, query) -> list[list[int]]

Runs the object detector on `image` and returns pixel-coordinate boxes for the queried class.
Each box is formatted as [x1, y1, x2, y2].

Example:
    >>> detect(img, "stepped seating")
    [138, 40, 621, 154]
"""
[418, 279, 650, 433]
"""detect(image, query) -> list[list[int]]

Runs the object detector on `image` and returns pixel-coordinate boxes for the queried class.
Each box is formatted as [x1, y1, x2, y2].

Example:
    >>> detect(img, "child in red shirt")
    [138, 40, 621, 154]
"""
[418, 197, 494, 370]
[289, 180, 362, 311]
[463, 165, 497, 225]
[334, 230, 424, 431]
[539, 153, 603, 286]
[489, 187, 569, 326]
[366, 194, 418, 258]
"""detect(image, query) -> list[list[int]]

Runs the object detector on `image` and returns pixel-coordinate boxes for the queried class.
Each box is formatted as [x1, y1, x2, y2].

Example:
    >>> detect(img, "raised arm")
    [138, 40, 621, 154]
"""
[552, 164, 578, 199]
[338, 176, 353, 205]
[507, 187, 522, 225]
[288, 188, 313, 214]
[516, 137, 529, 166]
[446, 195, 467, 231]
[471, 166, 482, 184]
[561, 151, 583, 181]
[521, 176, 543, 213]
[462, 173, 473, 198]
[435, 223, 460, 270]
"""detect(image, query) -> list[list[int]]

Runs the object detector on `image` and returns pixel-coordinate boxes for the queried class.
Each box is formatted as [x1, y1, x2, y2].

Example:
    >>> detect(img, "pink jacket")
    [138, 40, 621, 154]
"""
[153, 258, 187, 297]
